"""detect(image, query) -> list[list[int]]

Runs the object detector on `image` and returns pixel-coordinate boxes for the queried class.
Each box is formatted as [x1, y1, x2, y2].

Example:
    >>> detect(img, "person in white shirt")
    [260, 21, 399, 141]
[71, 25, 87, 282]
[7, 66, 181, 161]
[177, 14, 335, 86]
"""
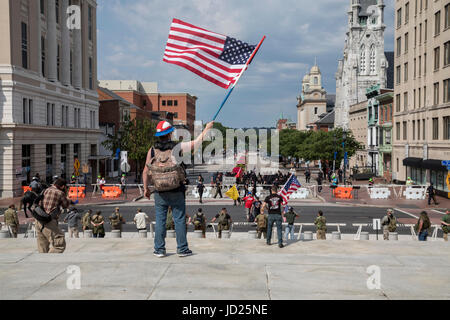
[134, 208, 149, 232]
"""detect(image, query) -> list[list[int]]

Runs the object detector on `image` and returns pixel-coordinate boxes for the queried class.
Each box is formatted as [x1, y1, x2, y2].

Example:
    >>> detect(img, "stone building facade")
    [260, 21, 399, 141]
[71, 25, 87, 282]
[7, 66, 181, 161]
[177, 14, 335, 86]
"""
[335, 0, 390, 130]
[0, 0, 100, 198]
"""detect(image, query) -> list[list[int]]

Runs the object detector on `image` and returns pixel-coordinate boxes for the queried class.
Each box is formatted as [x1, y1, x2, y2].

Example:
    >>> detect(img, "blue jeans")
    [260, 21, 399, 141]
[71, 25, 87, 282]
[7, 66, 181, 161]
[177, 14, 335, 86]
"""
[154, 191, 189, 254]
[285, 224, 295, 240]
[267, 214, 283, 245]
[418, 231, 428, 241]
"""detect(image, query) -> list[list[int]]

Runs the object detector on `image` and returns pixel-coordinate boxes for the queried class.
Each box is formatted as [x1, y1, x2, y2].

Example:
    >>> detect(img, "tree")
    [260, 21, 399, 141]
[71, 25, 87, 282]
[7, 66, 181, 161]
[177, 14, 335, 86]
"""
[102, 118, 157, 179]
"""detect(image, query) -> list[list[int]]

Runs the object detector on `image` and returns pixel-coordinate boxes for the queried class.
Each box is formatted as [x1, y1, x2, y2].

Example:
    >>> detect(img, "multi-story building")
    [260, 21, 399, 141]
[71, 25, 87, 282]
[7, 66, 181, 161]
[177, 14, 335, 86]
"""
[98, 80, 197, 134]
[0, 0, 100, 198]
[335, 0, 391, 130]
[393, 0, 450, 197]
[349, 100, 369, 169]
[297, 65, 328, 131]
[376, 89, 394, 182]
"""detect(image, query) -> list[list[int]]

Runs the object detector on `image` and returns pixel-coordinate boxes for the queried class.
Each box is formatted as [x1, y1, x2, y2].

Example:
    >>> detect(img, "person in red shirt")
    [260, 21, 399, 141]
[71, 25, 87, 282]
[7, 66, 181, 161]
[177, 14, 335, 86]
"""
[242, 192, 255, 222]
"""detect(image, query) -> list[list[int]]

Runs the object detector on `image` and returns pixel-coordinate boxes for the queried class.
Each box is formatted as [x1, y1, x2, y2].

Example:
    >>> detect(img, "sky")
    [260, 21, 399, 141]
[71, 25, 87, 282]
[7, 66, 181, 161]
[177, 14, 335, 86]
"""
[97, 0, 395, 128]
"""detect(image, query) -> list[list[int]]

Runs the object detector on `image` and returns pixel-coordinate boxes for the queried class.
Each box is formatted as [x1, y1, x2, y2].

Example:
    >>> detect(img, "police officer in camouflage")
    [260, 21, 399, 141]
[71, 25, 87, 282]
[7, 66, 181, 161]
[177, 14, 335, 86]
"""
[109, 207, 125, 232]
[314, 210, 327, 240]
[192, 208, 207, 238]
[381, 209, 397, 240]
[4, 204, 19, 238]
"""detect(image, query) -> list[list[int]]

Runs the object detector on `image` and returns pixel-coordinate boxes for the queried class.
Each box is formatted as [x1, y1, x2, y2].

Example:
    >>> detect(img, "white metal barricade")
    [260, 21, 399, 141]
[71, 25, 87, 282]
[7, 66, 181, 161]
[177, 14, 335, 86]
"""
[368, 187, 391, 199]
[403, 187, 426, 200]
[291, 188, 310, 199]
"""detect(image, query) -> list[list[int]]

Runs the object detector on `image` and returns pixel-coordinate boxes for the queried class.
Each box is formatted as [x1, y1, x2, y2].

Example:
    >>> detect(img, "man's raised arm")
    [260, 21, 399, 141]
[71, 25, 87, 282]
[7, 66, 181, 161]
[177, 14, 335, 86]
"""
[181, 122, 214, 153]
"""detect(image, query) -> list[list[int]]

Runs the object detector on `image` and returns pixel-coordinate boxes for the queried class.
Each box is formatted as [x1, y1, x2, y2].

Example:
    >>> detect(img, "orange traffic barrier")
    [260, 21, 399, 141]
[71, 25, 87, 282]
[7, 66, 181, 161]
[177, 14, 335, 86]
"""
[68, 187, 86, 199]
[102, 186, 122, 199]
[22, 186, 32, 193]
[333, 187, 353, 199]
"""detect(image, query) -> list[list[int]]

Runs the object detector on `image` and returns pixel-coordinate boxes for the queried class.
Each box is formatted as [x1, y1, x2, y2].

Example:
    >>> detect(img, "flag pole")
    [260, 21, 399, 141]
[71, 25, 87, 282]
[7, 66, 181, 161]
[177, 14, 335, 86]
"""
[212, 35, 266, 121]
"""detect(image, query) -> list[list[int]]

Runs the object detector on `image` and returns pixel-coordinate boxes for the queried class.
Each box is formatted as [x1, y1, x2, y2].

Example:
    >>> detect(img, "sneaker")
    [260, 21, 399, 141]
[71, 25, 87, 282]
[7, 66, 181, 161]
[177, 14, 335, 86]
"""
[278, 244, 284, 248]
[178, 250, 193, 257]
[266, 242, 271, 246]
[153, 251, 166, 258]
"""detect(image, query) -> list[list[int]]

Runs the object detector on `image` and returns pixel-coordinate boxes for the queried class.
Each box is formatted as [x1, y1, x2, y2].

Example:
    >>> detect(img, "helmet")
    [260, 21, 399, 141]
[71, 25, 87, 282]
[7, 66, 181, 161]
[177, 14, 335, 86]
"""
[32, 177, 38, 181]
[155, 121, 174, 137]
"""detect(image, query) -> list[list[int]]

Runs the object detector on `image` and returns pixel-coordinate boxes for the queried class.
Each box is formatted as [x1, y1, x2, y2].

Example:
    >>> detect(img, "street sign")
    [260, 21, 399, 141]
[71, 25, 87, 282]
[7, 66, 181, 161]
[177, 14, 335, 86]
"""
[121, 162, 131, 173]
[373, 219, 381, 230]
[120, 151, 128, 165]
[442, 160, 450, 170]
[82, 164, 89, 174]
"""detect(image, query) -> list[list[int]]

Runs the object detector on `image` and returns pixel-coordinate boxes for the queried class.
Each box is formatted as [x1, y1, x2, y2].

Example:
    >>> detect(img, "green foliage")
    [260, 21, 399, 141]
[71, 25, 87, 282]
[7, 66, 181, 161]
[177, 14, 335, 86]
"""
[102, 118, 156, 172]
[278, 128, 363, 163]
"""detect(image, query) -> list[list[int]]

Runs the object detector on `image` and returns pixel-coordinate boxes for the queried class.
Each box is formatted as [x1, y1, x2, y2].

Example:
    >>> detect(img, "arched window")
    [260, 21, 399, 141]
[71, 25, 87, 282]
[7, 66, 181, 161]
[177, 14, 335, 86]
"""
[369, 45, 376, 74]
[360, 45, 366, 74]
[314, 77, 318, 85]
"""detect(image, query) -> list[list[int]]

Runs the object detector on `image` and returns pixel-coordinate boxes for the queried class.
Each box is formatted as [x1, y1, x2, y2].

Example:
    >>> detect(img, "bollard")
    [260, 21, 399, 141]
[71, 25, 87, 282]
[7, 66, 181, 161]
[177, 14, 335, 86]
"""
[83, 230, 93, 238]
[248, 230, 258, 239]
[360, 232, 369, 240]
[149, 223, 154, 239]
[139, 230, 147, 238]
[27, 230, 35, 238]
[390, 232, 399, 241]
[221, 230, 231, 239]
[111, 230, 121, 238]
[303, 231, 313, 241]
[0, 230, 10, 239]
[167, 230, 176, 238]
[192, 230, 203, 239]
[332, 232, 341, 240]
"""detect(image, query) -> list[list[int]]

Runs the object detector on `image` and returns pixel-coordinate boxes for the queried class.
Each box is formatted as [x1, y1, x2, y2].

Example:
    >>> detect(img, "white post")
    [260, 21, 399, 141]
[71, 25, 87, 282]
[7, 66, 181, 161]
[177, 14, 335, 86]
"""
[46, 0, 57, 82]
[60, 0, 71, 86]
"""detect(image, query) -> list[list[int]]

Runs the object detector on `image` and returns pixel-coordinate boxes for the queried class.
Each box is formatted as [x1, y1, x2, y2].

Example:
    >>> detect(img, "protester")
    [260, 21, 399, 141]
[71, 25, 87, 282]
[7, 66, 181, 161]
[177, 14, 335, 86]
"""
[120, 174, 126, 193]
[243, 192, 255, 222]
[211, 208, 232, 239]
[284, 206, 299, 241]
[4, 204, 19, 238]
[64, 207, 83, 238]
[213, 177, 223, 199]
[305, 169, 311, 184]
[316, 172, 323, 193]
[314, 210, 327, 240]
[441, 209, 449, 242]
[143, 120, 214, 258]
[91, 211, 105, 238]
[261, 186, 285, 248]
[415, 211, 431, 241]
[35, 178, 70, 253]
[252, 196, 262, 220]
[380, 209, 397, 240]
[197, 181, 205, 204]
[134, 208, 149, 233]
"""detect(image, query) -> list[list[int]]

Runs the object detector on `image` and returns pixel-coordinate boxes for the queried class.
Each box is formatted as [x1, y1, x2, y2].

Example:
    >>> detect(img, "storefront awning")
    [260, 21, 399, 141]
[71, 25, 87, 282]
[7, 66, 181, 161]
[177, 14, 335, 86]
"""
[403, 157, 423, 167]
[422, 159, 447, 171]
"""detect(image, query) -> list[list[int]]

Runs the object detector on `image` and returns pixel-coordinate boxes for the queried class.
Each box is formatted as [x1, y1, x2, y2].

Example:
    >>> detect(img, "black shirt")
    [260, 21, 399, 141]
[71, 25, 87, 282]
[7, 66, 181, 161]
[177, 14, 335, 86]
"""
[264, 194, 284, 215]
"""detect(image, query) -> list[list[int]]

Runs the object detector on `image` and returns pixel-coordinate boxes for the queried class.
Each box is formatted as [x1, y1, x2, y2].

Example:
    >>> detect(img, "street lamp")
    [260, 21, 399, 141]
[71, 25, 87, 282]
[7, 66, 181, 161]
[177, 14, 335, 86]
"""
[342, 131, 347, 185]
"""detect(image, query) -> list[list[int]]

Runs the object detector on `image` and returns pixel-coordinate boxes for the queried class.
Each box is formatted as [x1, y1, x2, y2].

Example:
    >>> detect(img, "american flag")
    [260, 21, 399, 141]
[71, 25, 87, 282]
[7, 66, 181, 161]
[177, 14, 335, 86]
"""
[279, 174, 301, 205]
[163, 19, 257, 89]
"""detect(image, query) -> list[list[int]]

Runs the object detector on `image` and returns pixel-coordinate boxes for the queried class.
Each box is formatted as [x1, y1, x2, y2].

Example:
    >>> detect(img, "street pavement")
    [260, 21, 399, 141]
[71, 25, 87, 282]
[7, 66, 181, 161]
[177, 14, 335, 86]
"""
[0, 237, 448, 300]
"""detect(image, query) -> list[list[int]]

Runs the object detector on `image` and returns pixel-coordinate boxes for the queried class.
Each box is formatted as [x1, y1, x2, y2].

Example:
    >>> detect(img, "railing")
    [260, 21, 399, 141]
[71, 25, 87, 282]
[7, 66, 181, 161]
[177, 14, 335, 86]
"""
[352, 223, 442, 241]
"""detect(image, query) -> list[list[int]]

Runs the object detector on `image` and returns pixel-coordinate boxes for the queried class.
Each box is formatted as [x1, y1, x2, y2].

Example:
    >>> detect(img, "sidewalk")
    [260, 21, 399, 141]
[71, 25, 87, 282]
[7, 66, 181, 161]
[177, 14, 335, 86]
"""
[0, 237, 448, 300]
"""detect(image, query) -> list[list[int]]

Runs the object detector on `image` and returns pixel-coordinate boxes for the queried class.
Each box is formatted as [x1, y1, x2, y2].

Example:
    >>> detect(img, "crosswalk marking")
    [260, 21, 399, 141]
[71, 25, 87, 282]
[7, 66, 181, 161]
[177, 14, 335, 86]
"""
[394, 208, 419, 219]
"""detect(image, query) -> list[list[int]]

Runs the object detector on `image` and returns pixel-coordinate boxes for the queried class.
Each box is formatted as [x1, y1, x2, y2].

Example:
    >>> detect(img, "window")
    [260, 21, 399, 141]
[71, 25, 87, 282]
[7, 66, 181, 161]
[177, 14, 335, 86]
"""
[443, 116, 450, 140]
[74, 144, 80, 160]
[414, 58, 416, 78]
[360, 45, 366, 73]
[435, 11, 441, 36]
[369, 46, 376, 74]
[46, 145, 54, 184]
[423, 119, 426, 140]
[88, 5, 93, 41]
[41, 37, 46, 77]
[419, 88, 421, 108]
[57, 45, 60, 81]
[414, 89, 416, 108]
[417, 120, 421, 140]
[396, 37, 402, 56]
[55, 0, 59, 24]
[74, 108, 81, 128]
[404, 62, 409, 82]
[418, 56, 422, 77]
[396, 94, 401, 112]
[40, 0, 44, 14]
[396, 65, 401, 84]
[434, 82, 440, 105]
[419, 23, 422, 44]
[405, 2, 410, 23]
[397, 8, 402, 28]
[404, 92, 408, 110]
[90, 111, 96, 129]
[412, 120, 416, 140]
[21, 22, 28, 69]
[174, 100, 178, 106]
[414, 27, 417, 47]
[22, 145, 32, 184]
[434, 47, 440, 70]
[46, 103, 55, 126]
[61, 105, 69, 127]
[424, 52, 427, 74]
[432, 118, 439, 140]
[168, 100, 173, 107]
[405, 32, 409, 52]
[22, 98, 33, 124]
[174, 112, 178, 118]
[403, 121, 407, 140]
[446, 4, 450, 29]
[424, 86, 427, 107]
[444, 79, 450, 103]
[314, 107, 318, 115]
[425, 19, 428, 41]
[445, 42, 450, 66]
[162, 100, 166, 106]
[89, 57, 93, 90]
[386, 130, 391, 145]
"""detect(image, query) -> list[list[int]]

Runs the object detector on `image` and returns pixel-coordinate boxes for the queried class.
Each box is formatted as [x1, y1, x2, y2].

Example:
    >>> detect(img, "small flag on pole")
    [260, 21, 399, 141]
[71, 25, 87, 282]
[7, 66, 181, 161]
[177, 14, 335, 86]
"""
[225, 185, 240, 201]
[163, 19, 257, 89]
[279, 175, 301, 205]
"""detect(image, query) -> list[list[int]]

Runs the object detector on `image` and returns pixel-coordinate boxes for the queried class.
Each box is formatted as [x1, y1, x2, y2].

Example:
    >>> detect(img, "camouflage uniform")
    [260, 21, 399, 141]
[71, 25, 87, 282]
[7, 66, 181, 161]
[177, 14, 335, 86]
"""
[109, 212, 124, 231]
[254, 213, 268, 239]
[4, 208, 19, 238]
[314, 216, 327, 240]
[381, 214, 397, 240]
[192, 213, 206, 238]
[82, 212, 91, 231]
[91, 214, 105, 238]
[216, 213, 230, 238]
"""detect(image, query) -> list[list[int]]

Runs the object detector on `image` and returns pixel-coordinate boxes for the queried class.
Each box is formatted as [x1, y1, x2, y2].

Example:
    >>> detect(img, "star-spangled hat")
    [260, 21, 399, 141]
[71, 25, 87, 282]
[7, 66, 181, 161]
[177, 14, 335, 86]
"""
[155, 121, 174, 137]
